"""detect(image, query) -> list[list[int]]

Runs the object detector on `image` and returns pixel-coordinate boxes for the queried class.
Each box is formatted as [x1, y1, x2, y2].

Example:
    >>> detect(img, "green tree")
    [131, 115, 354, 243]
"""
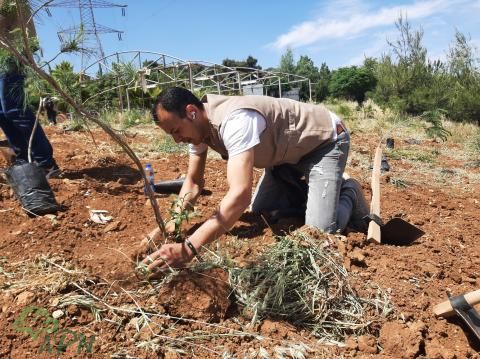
[295, 55, 318, 101]
[222, 55, 261, 69]
[328, 66, 376, 105]
[245, 55, 261, 69]
[445, 30, 480, 122]
[279, 47, 295, 74]
[50, 61, 80, 112]
[372, 16, 435, 114]
[314, 62, 331, 102]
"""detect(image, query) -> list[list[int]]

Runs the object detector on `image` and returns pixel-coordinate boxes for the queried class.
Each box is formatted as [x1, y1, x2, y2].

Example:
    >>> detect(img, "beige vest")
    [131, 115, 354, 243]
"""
[203, 94, 335, 168]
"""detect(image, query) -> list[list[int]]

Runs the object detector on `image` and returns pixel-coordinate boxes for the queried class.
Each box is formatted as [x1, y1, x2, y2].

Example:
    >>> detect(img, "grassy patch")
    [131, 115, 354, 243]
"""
[100, 109, 152, 129]
[151, 136, 188, 154]
[386, 148, 438, 163]
[464, 128, 480, 160]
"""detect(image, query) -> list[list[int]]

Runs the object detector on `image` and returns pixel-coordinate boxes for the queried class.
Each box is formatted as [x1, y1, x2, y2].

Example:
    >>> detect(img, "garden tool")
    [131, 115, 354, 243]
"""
[153, 179, 185, 194]
[433, 289, 480, 343]
[366, 145, 424, 245]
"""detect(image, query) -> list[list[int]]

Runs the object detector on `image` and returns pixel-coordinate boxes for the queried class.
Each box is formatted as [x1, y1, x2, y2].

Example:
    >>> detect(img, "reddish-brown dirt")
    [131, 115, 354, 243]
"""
[0, 125, 479, 358]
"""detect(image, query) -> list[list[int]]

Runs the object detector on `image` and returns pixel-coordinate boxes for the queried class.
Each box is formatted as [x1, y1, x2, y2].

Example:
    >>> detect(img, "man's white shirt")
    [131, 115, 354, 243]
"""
[189, 109, 266, 157]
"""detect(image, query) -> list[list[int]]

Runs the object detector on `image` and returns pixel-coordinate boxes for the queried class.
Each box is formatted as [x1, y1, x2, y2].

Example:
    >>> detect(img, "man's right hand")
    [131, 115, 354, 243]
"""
[131, 220, 186, 266]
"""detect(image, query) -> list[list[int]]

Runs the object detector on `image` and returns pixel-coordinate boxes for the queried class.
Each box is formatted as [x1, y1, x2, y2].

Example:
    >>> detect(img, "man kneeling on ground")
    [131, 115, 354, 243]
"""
[142, 87, 369, 271]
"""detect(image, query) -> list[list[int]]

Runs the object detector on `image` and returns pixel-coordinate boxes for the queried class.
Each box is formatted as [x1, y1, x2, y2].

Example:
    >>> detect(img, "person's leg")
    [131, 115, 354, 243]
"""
[251, 167, 295, 213]
[0, 73, 54, 167]
[0, 74, 28, 162]
[0, 114, 28, 163]
[300, 131, 350, 233]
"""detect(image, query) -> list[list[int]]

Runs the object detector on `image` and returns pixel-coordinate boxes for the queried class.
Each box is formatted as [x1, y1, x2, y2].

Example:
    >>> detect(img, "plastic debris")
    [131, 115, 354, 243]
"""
[89, 209, 113, 224]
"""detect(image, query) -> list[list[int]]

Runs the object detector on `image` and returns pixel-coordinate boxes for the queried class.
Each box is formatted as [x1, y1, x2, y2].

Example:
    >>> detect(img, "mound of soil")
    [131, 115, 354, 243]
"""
[158, 268, 231, 322]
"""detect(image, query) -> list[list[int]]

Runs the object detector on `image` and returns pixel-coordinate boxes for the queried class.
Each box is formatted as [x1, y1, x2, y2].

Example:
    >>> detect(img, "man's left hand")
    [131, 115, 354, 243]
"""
[141, 242, 194, 272]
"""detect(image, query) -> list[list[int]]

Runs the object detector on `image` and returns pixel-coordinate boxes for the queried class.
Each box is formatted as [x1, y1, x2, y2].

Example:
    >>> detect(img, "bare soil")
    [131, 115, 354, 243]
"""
[0, 125, 479, 358]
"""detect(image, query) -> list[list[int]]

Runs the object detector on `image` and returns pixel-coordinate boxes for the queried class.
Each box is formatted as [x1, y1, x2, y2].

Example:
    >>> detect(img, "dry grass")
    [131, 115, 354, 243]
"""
[227, 231, 393, 344]
[0, 254, 87, 295]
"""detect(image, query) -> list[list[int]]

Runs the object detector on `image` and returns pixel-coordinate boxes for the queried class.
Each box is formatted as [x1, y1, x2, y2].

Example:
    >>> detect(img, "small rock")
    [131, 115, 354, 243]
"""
[349, 248, 366, 266]
[410, 320, 427, 334]
[449, 272, 462, 284]
[345, 336, 358, 350]
[52, 310, 64, 319]
[126, 317, 139, 331]
[380, 321, 424, 358]
[165, 350, 181, 359]
[15, 291, 35, 306]
[49, 297, 60, 307]
[104, 221, 121, 233]
[462, 276, 476, 284]
[358, 335, 377, 354]
[66, 305, 79, 316]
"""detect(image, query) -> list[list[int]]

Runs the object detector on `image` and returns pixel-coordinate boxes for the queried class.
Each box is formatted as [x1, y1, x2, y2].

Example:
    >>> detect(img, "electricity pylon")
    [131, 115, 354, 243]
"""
[45, 0, 127, 69]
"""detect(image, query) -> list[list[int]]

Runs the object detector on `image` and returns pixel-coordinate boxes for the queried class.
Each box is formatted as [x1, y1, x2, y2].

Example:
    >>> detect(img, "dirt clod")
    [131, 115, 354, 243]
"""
[158, 268, 231, 322]
[380, 322, 424, 358]
[357, 335, 377, 354]
[15, 291, 35, 306]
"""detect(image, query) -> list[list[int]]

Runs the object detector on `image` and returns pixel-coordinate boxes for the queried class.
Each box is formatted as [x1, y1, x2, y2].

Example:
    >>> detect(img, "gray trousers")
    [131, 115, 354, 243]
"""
[251, 131, 353, 233]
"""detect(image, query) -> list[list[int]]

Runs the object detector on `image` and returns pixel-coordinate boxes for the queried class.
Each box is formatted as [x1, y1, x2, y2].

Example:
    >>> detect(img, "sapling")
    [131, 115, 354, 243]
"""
[167, 194, 195, 243]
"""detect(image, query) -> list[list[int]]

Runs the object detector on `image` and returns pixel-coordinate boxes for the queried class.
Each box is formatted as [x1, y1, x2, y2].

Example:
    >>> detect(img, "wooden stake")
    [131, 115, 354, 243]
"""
[367, 145, 382, 243]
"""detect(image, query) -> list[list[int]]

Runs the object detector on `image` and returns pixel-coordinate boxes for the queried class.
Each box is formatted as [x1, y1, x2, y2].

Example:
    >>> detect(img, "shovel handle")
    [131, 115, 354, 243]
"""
[367, 145, 382, 243]
[433, 289, 480, 317]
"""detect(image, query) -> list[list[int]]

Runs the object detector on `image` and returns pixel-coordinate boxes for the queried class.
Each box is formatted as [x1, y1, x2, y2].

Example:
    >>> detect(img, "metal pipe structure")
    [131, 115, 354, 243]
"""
[82, 51, 312, 107]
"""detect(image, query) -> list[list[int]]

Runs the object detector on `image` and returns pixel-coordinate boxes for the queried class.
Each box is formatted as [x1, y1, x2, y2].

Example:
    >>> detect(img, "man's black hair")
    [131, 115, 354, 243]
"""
[152, 87, 204, 123]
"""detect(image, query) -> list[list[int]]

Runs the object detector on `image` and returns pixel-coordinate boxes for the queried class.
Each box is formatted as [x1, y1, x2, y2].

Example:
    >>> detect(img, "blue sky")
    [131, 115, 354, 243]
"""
[35, 0, 480, 71]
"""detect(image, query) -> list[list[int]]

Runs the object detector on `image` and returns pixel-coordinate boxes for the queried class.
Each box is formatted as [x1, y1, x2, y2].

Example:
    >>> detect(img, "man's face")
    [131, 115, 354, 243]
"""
[154, 106, 204, 145]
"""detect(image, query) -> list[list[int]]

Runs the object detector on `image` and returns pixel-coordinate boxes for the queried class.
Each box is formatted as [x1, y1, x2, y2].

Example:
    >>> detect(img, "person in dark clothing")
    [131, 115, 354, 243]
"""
[0, 0, 60, 178]
[43, 96, 57, 125]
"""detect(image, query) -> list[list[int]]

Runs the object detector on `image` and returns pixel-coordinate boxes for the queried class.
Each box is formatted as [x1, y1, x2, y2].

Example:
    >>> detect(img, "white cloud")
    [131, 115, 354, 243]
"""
[271, 0, 464, 50]
[344, 29, 396, 66]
